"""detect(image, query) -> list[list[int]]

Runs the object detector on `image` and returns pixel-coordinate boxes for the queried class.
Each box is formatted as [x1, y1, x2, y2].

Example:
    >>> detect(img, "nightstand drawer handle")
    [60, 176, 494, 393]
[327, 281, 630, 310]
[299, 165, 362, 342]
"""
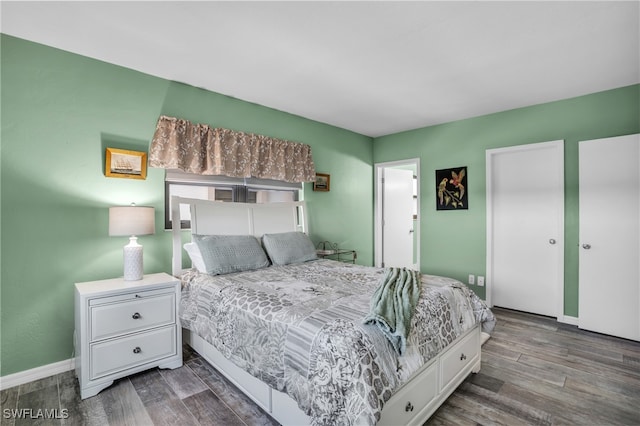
[133, 347, 141, 354]
[405, 402, 414, 412]
[132, 312, 141, 319]
[460, 353, 467, 361]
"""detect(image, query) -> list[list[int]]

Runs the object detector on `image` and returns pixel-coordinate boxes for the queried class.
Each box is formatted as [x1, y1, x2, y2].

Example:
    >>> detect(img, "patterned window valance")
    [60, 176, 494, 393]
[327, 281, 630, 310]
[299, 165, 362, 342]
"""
[149, 115, 316, 183]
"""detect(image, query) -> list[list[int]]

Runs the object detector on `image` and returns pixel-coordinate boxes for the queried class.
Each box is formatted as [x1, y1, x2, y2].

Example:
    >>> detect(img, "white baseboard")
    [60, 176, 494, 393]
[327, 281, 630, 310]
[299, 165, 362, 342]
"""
[559, 315, 579, 326]
[0, 358, 76, 391]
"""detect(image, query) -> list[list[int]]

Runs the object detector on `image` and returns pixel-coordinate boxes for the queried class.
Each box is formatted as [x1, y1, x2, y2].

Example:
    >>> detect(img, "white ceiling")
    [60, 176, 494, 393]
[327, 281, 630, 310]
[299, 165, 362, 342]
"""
[2, 1, 638, 137]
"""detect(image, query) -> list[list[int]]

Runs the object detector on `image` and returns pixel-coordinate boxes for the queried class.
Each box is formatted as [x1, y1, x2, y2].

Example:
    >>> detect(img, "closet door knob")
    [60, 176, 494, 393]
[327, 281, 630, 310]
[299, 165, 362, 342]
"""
[132, 312, 141, 319]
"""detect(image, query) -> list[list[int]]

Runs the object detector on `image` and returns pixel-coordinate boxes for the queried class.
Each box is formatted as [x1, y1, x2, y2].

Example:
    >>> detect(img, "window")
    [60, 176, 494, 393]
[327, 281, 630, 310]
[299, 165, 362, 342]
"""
[164, 170, 301, 229]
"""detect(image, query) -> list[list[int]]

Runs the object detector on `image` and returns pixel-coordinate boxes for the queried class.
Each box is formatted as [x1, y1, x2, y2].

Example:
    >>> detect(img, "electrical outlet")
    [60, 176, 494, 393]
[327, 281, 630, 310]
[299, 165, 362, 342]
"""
[468, 274, 475, 285]
[477, 276, 485, 287]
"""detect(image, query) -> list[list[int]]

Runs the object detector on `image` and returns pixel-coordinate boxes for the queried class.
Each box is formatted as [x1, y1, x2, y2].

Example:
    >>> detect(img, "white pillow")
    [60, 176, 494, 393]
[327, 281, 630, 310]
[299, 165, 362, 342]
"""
[184, 242, 207, 273]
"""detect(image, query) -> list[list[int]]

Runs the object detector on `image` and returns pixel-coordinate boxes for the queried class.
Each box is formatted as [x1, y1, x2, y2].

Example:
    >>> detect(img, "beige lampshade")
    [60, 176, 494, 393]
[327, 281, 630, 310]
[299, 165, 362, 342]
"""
[109, 206, 155, 236]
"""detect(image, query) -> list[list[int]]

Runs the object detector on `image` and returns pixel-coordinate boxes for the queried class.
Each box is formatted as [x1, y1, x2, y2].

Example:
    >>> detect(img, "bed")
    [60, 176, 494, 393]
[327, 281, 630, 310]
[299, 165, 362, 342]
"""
[171, 197, 495, 425]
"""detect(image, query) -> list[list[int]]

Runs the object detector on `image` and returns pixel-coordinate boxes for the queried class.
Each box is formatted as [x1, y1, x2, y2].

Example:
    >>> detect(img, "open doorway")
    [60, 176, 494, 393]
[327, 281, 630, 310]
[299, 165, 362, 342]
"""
[375, 159, 420, 269]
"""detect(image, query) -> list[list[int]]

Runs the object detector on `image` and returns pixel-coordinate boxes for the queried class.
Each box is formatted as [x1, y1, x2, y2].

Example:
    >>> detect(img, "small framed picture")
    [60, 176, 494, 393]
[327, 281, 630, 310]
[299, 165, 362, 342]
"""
[105, 148, 147, 180]
[313, 173, 330, 192]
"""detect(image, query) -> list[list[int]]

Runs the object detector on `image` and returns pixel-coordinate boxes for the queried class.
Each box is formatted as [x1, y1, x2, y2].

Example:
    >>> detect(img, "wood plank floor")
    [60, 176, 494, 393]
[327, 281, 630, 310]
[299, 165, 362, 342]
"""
[427, 308, 640, 426]
[1, 308, 639, 425]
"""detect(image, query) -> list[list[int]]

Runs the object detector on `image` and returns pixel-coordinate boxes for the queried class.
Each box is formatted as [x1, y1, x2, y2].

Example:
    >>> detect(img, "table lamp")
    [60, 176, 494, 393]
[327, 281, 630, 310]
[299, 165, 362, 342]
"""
[109, 204, 155, 280]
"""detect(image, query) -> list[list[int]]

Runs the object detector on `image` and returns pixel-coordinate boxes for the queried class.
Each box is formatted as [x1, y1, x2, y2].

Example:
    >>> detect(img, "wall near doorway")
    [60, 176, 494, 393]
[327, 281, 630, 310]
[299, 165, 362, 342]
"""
[373, 84, 640, 314]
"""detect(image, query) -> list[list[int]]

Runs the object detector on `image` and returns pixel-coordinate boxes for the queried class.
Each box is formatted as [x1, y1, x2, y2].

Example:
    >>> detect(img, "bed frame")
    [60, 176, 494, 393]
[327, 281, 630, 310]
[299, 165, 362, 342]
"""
[171, 196, 482, 425]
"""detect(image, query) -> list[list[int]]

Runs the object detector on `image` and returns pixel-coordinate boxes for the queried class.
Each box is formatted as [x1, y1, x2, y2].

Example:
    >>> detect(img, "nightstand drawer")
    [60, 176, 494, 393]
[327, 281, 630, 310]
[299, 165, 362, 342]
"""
[91, 293, 175, 341]
[90, 325, 177, 379]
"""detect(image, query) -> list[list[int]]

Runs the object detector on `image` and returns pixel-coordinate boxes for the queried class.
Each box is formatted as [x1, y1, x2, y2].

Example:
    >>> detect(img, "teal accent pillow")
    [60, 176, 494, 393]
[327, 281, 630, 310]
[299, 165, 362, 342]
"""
[262, 232, 318, 265]
[192, 234, 270, 275]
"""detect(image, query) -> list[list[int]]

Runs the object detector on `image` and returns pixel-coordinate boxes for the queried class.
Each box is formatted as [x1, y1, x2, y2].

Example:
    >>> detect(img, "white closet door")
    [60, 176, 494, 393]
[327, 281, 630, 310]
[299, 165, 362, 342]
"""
[579, 134, 639, 341]
[486, 140, 564, 318]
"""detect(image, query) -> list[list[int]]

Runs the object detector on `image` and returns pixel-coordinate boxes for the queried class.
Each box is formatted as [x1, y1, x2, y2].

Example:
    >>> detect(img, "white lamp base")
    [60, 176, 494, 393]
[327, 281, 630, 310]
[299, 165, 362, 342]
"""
[123, 236, 143, 281]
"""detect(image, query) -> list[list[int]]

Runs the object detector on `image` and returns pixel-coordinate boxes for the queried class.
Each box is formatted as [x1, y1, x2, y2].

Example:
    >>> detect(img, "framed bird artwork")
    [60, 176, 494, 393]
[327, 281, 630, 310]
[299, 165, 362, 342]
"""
[436, 166, 468, 210]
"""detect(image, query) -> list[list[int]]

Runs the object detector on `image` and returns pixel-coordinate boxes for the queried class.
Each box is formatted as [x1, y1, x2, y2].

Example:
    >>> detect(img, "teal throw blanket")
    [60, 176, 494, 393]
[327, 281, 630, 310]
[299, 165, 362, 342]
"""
[362, 267, 422, 355]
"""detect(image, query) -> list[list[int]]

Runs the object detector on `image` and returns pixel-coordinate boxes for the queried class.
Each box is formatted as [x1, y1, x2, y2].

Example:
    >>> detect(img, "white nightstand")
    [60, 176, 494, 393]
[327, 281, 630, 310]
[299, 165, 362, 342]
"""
[74, 272, 183, 399]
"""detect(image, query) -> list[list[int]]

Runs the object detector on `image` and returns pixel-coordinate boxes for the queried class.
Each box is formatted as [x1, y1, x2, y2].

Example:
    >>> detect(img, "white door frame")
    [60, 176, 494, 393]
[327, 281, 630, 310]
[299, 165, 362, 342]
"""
[486, 140, 564, 320]
[374, 158, 420, 269]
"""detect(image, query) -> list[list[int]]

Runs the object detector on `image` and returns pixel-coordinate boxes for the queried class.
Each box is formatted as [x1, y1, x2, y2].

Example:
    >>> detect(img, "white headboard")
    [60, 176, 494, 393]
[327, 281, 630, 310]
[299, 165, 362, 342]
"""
[171, 196, 308, 276]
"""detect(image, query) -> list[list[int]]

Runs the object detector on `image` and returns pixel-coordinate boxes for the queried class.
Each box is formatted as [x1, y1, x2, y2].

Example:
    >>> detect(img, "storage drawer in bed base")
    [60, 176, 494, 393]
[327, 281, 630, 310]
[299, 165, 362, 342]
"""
[183, 325, 481, 426]
[379, 326, 481, 425]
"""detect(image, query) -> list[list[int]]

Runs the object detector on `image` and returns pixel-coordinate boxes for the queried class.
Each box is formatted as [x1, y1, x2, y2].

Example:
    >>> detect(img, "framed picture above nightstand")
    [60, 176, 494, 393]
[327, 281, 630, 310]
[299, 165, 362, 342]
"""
[74, 272, 182, 399]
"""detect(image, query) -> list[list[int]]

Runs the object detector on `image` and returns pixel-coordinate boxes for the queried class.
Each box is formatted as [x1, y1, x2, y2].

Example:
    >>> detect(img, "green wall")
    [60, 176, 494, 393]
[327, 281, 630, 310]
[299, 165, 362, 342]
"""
[0, 35, 373, 376]
[2, 33, 638, 378]
[374, 84, 640, 315]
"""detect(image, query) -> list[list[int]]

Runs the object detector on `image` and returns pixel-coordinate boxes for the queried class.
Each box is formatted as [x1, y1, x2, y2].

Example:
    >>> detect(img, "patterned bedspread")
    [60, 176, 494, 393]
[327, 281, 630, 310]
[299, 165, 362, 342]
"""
[180, 259, 495, 425]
